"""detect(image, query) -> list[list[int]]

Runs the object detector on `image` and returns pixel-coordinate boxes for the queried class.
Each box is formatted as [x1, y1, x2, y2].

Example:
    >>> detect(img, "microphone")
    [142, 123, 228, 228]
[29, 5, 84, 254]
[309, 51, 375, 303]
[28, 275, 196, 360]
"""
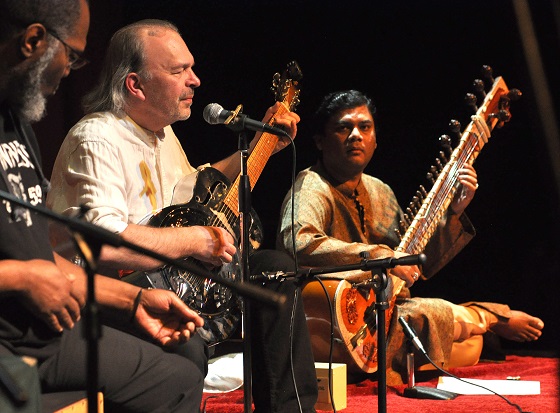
[398, 316, 427, 355]
[203, 103, 290, 138]
[360, 253, 427, 272]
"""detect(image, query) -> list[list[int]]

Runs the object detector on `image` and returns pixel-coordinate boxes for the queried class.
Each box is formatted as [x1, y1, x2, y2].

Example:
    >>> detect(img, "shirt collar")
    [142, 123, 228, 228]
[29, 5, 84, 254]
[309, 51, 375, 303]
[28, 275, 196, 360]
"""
[123, 115, 166, 145]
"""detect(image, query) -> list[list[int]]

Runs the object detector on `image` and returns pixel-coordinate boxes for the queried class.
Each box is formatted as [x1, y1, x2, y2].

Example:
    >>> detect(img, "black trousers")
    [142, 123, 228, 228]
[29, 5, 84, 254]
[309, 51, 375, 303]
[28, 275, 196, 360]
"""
[248, 250, 318, 413]
[4, 250, 317, 413]
[36, 322, 207, 413]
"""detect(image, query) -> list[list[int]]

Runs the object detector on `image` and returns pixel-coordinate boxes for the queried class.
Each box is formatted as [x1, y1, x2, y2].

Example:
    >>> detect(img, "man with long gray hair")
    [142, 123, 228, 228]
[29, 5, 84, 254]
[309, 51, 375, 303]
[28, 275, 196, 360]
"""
[48, 18, 318, 413]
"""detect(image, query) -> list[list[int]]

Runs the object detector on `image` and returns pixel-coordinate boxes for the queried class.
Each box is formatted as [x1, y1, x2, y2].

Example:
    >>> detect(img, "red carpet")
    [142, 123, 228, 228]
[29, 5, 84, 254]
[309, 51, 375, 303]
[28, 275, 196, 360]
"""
[201, 355, 558, 413]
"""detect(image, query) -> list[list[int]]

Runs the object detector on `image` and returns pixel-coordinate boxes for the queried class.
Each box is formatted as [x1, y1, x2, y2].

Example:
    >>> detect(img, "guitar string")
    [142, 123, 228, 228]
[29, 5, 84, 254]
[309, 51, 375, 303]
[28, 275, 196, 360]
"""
[181, 104, 291, 290]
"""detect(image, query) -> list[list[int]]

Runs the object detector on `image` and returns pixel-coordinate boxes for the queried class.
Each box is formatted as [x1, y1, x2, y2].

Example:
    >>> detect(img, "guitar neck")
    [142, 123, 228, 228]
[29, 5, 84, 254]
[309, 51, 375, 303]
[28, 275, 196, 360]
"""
[222, 104, 289, 215]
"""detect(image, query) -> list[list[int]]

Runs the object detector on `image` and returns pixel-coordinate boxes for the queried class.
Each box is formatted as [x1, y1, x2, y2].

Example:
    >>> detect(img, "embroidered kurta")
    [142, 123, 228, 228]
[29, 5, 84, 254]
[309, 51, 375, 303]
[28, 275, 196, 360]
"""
[277, 162, 477, 381]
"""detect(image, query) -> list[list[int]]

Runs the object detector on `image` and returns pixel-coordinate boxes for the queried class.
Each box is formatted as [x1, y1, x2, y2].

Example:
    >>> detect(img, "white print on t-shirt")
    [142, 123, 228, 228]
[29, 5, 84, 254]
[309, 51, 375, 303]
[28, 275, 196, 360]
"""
[1, 173, 41, 227]
[0, 140, 35, 171]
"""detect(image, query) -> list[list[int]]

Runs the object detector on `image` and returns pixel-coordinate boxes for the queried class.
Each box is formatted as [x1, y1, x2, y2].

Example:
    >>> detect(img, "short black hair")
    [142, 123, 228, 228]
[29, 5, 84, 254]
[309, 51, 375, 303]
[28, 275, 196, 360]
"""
[312, 89, 377, 136]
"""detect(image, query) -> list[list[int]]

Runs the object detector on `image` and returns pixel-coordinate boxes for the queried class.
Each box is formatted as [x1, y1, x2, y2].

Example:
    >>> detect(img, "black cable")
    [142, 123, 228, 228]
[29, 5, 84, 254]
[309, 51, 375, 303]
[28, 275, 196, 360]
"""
[423, 352, 531, 413]
[400, 316, 532, 413]
[285, 129, 304, 413]
[289, 288, 303, 413]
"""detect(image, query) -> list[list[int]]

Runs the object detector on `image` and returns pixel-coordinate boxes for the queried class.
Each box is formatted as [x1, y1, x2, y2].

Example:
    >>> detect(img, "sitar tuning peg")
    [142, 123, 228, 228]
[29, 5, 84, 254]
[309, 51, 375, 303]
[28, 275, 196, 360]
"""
[439, 134, 452, 151]
[473, 78, 486, 98]
[481, 65, 494, 84]
[508, 88, 522, 101]
[449, 120, 462, 142]
[438, 150, 449, 164]
[465, 93, 478, 112]
[493, 109, 512, 125]
[426, 172, 436, 185]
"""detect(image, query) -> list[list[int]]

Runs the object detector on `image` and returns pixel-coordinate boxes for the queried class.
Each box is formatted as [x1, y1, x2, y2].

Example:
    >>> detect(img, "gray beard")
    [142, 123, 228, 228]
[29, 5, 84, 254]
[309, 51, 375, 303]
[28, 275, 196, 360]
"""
[12, 45, 57, 123]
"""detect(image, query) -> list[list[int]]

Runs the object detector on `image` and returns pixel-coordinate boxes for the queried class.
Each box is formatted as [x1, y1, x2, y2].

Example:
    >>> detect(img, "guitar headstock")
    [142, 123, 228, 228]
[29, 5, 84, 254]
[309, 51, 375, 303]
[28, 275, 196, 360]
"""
[271, 60, 303, 112]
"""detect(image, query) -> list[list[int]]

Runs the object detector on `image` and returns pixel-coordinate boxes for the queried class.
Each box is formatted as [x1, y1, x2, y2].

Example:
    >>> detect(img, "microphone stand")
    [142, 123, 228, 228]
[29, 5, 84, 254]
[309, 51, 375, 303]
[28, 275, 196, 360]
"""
[0, 189, 286, 412]
[70, 231, 101, 413]
[401, 326, 458, 400]
[237, 131, 253, 413]
[251, 252, 427, 413]
[370, 263, 389, 413]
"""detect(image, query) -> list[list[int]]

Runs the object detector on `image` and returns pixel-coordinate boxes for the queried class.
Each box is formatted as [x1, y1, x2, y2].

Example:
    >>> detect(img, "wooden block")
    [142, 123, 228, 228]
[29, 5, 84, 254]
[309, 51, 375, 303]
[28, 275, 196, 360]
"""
[53, 393, 103, 413]
[314, 362, 347, 411]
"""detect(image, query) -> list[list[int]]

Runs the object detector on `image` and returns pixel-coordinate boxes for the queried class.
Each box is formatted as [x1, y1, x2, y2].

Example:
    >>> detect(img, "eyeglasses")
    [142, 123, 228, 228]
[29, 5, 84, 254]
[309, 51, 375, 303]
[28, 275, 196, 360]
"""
[46, 29, 89, 70]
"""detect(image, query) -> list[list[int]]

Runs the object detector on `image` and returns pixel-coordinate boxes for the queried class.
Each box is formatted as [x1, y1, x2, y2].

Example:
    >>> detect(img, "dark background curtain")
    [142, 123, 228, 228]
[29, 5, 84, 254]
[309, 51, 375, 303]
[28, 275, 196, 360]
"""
[34, 0, 560, 354]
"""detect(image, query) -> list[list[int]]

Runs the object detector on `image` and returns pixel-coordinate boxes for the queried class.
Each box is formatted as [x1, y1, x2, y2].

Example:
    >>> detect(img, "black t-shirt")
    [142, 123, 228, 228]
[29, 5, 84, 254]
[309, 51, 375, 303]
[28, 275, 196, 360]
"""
[0, 104, 61, 359]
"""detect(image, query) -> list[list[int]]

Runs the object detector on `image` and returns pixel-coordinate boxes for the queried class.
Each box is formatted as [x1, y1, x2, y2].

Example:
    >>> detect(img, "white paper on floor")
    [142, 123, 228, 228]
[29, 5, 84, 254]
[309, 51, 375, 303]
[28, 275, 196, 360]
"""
[437, 376, 541, 395]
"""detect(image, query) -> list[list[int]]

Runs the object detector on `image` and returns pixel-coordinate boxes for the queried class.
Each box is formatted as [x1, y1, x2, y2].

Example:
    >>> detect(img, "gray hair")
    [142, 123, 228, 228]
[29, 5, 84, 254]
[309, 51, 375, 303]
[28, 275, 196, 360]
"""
[82, 19, 180, 114]
[0, 0, 85, 41]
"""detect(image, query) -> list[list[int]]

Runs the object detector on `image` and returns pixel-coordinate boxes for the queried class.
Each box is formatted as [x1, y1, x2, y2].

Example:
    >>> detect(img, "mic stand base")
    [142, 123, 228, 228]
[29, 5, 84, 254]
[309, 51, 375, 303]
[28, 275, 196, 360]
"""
[403, 386, 458, 400]
[402, 348, 458, 400]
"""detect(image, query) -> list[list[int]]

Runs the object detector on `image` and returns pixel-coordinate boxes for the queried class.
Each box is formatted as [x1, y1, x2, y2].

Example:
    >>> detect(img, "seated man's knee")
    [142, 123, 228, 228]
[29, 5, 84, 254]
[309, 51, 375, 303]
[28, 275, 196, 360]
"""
[169, 333, 209, 376]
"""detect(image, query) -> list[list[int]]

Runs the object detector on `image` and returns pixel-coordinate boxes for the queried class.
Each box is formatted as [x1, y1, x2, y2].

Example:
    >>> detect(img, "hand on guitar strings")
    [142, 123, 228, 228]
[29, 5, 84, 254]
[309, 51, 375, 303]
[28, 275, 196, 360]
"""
[190, 226, 237, 267]
[249, 102, 301, 154]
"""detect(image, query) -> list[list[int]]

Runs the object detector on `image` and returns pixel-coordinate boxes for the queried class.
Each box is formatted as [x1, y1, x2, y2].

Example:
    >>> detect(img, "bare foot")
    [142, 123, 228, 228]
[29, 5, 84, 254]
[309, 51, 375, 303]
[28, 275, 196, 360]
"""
[490, 310, 544, 342]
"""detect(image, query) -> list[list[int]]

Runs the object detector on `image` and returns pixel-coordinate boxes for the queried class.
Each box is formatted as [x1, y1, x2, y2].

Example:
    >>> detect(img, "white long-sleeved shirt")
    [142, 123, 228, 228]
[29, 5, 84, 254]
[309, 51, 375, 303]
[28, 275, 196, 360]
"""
[47, 112, 196, 233]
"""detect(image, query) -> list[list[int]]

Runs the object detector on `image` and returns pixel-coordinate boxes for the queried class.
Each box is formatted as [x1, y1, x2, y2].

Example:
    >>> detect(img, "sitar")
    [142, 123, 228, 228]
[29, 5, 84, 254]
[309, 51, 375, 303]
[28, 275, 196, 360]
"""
[123, 61, 303, 346]
[302, 67, 520, 377]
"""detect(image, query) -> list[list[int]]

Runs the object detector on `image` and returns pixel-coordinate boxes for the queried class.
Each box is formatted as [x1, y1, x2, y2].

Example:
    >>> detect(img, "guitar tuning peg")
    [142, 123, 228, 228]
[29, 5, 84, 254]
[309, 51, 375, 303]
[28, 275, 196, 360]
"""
[449, 119, 462, 142]
[481, 65, 494, 84]
[473, 78, 486, 98]
[465, 92, 478, 112]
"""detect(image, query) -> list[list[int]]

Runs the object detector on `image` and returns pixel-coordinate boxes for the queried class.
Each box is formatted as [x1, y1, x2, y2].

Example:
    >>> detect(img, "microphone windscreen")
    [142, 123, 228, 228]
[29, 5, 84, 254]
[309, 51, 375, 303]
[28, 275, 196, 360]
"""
[203, 103, 224, 124]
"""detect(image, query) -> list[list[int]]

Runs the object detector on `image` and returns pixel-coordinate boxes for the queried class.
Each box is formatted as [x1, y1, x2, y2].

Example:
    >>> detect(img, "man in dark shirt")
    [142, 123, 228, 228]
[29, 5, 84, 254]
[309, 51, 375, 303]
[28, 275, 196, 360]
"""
[0, 1, 213, 411]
